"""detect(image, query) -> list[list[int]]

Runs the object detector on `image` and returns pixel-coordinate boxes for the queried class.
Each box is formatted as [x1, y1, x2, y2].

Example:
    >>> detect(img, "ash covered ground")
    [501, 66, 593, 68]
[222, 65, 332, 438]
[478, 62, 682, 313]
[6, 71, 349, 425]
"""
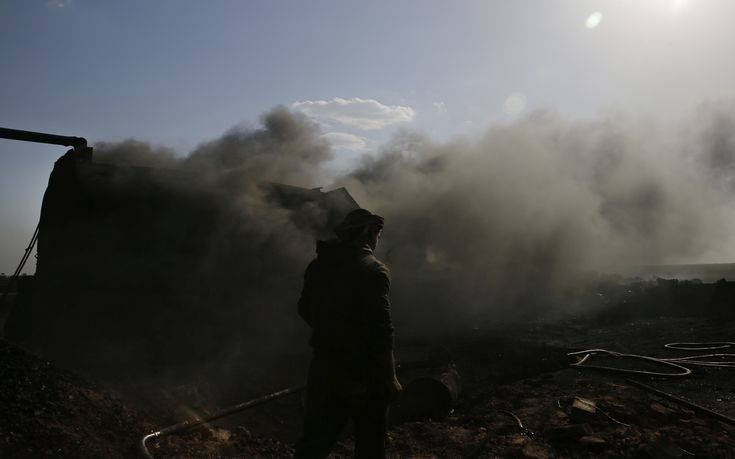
[2, 275, 735, 458]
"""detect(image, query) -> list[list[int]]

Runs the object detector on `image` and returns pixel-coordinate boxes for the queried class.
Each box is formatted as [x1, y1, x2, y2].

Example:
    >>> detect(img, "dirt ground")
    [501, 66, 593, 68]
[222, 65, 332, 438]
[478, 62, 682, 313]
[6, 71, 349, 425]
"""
[354, 316, 735, 458]
[0, 339, 148, 458]
[2, 315, 734, 457]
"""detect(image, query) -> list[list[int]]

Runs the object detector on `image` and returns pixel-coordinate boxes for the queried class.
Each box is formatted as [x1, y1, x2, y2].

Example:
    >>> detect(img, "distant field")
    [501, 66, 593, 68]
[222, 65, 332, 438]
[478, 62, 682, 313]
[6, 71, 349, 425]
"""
[620, 263, 735, 282]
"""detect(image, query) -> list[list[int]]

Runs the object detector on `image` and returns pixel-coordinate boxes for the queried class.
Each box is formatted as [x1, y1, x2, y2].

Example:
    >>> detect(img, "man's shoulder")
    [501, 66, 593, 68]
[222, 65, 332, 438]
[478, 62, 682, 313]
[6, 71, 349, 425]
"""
[359, 253, 390, 280]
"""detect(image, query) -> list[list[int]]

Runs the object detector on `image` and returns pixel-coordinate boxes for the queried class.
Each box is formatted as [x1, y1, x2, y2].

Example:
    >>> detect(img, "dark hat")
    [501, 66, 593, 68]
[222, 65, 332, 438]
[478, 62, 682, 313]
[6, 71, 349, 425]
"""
[334, 208, 384, 238]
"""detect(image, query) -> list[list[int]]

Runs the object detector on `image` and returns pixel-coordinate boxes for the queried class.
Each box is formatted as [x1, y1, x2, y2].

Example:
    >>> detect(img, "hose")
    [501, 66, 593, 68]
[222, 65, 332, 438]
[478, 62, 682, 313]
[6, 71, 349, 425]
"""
[665, 342, 735, 351]
[626, 378, 735, 426]
[568, 349, 693, 377]
[0, 223, 39, 308]
[139, 384, 305, 459]
[666, 353, 735, 368]
[569, 343, 735, 376]
[569, 345, 735, 434]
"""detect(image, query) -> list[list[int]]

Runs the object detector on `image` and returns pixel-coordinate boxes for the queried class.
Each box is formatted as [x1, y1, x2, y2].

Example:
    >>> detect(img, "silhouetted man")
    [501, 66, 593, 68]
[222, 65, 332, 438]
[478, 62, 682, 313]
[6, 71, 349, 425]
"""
[295, 208, 401, 459]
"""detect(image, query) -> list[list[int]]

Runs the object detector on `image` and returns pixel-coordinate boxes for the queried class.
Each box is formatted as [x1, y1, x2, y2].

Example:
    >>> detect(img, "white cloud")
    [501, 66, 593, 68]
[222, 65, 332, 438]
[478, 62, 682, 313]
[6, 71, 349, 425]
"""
[433, 101, 447, 114]
[292, 97, 415, 130]
[321, 132, 367, 151]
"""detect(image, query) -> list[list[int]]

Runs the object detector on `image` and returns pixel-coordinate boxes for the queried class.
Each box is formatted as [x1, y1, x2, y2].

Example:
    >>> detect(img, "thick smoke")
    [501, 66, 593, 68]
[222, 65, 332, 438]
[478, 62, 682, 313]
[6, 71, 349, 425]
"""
[342, 105, 735, 328]
[83, 108, 335, 395]
[92, 103, 735, 348]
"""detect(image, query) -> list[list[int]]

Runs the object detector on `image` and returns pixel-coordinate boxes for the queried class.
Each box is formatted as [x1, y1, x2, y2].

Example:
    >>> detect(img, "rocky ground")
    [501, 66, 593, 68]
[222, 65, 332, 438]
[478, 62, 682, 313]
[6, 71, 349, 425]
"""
[0, 339, 147, 458]
[0, 339, 293, 458]
[379, 367, 735, 458]
[2, 314, 734, 457]
[330, 316, 735, 458]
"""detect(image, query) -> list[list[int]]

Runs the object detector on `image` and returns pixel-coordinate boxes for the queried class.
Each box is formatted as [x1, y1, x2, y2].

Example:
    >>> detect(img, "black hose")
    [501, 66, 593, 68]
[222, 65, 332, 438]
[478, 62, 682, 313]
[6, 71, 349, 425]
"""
[0, 223, 39, 308]
[139, 384, 305, 459]
[626, 379, 735, 426]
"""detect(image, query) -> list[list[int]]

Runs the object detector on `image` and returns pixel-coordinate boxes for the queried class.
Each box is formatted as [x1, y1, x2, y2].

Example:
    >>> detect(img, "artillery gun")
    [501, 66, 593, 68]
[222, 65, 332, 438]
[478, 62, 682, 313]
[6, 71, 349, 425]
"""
[0, 127, 358, 379]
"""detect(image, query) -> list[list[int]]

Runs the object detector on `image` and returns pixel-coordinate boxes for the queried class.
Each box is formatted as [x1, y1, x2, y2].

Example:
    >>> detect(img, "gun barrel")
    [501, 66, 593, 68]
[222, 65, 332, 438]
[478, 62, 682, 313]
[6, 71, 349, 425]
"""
[0, 127, 87, 149]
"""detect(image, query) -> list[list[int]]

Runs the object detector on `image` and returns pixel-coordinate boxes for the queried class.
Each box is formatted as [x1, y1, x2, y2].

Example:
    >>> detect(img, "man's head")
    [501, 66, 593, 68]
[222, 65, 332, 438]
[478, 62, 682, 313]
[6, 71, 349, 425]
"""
[334, 208, 384, 250]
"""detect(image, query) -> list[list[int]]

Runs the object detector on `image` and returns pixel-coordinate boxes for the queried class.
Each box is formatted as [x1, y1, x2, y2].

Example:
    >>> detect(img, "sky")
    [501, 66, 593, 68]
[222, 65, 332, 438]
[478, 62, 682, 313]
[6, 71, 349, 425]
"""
[2, 0, 735, 273]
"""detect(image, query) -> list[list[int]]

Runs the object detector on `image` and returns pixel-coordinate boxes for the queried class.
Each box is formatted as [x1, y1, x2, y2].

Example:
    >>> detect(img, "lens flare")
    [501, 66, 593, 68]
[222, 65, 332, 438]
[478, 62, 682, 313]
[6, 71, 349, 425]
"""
[670, 0, 688, 13]
[503, 93, 527, 116]
[585, 11, 603, 29]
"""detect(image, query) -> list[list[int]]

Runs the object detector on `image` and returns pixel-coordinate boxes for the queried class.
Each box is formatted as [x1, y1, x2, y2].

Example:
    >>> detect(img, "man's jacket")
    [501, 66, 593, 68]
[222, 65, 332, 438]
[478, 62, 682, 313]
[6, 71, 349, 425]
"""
[298, 239, 394, 377]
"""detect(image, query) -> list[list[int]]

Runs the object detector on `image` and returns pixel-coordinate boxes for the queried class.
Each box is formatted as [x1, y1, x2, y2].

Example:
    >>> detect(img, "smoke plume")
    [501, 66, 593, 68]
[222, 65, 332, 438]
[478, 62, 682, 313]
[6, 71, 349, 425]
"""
[340, 106, 735, 328]
[90, 103, 735, 350]
[81, 108, 336, 391]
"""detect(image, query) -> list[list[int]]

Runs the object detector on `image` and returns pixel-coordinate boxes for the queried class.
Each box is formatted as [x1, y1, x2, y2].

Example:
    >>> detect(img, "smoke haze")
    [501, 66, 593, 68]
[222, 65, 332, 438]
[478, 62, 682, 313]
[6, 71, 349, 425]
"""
[342, 105, 735, 327]
[90, 103, 735, 338]
[92, 108, 332, 354]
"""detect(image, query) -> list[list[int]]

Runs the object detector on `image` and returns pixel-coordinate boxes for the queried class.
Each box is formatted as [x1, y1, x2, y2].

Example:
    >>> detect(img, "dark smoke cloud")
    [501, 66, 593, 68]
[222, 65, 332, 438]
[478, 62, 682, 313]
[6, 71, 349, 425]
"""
[91, 103, 735, 347]
[85, 108, 333, 393]
[184, 107, 332, 186]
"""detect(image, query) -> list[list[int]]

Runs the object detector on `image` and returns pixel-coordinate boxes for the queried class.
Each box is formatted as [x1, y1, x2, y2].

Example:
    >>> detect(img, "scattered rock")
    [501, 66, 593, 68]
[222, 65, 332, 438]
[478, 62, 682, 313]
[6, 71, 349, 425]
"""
[579, 435, 606, 447]
[650, 402, 675, 417]
[211, 428, 232, 442]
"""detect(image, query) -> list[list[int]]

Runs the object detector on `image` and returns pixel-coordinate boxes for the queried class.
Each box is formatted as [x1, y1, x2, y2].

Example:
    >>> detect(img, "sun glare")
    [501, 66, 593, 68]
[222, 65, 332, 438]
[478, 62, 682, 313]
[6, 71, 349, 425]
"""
[670, 0, 689, 13]
[585, 11, 603, 29]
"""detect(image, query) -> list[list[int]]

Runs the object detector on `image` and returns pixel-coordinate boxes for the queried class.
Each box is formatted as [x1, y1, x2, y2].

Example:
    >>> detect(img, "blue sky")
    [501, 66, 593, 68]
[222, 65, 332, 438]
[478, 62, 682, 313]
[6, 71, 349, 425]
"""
[2, 0, 735, 272]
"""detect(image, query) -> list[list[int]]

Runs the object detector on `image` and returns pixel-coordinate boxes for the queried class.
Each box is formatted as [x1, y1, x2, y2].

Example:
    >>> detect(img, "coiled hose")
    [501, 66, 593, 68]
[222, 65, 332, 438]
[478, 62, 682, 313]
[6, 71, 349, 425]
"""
[570, 342, 735, 427]
[569, 342, 735, 376]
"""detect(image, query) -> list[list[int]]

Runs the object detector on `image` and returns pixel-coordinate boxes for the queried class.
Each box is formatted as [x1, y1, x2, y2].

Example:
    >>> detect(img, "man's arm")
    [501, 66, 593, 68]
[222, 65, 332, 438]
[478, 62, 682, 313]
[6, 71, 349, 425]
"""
[366, 264, 399, 387]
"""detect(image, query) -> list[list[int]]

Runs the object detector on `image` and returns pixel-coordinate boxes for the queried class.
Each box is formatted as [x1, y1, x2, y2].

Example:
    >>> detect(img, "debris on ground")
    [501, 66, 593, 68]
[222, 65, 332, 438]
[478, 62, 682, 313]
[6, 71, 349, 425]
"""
[2, 314, 735, 457]
[0, 339, 147, 458]
[0, 339, 293, 458]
